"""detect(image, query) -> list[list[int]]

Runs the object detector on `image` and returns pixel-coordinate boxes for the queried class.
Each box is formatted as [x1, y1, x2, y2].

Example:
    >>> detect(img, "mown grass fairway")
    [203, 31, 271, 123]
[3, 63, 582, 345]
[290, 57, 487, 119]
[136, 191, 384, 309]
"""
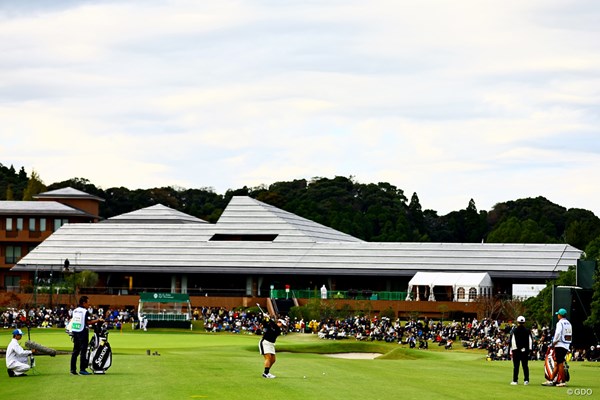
[1, 328, 598, 399]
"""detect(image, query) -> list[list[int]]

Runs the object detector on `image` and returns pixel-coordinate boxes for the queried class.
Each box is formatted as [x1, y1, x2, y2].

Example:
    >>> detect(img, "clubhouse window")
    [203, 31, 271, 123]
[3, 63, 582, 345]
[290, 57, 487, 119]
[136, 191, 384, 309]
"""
[4, 275, 20, 292]
[10, 218, 24, 231]
[6, 246, 21, 264]
[53, 218, 69, 231]
[468, 288, 477, 300]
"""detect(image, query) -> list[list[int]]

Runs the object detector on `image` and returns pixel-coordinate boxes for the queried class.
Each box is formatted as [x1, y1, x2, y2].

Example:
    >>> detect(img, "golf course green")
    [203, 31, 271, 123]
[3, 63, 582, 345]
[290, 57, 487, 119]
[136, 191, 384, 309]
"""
[1, 327, 598, 400]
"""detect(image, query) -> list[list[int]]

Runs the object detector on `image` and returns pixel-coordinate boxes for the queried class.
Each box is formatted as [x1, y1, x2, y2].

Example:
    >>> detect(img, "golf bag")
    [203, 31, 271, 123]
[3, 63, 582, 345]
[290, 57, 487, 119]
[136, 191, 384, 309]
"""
[544, 346, 570, 384]
[87, 323, 112, 374]
[25, 340, 57, 357]
[544, 347, 557, 382]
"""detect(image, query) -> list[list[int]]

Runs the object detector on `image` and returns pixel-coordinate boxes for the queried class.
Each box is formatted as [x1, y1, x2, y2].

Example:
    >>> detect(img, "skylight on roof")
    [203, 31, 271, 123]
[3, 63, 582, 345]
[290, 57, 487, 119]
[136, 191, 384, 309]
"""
[209, 233, 278, 242]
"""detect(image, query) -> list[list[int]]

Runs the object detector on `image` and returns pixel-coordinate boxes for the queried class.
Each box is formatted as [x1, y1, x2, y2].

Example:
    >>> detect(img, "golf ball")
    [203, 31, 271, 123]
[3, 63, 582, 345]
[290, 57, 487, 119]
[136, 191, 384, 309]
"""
[303, 376, 306, 379]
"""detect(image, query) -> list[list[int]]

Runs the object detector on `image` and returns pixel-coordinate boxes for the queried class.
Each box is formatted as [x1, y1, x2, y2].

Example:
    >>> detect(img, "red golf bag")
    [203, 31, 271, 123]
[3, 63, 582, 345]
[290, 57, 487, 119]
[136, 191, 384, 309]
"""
[544, 346, 570, 384]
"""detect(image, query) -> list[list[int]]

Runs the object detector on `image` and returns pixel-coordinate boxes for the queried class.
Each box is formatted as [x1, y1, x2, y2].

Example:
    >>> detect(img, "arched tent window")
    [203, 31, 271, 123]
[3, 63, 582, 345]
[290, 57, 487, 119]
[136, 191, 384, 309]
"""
[468, 287, 477, 300]
[457, 287, 465, 300]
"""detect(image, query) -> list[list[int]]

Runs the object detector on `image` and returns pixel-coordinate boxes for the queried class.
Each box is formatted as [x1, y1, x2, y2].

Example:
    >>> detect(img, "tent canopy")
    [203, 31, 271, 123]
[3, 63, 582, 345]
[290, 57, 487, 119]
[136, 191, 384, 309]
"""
[406, 272, 493, 301]
[408, 272, 492, 288]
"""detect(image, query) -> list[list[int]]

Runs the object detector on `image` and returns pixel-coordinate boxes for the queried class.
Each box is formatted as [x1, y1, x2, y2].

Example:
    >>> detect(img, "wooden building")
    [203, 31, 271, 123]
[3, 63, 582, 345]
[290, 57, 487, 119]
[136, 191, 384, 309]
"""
[1, 187, 103, 292]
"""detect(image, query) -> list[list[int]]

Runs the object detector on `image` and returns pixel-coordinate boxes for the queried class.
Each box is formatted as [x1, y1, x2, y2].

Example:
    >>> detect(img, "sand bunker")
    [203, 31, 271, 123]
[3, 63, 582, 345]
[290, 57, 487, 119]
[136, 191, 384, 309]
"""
[324, 352, 382, 359]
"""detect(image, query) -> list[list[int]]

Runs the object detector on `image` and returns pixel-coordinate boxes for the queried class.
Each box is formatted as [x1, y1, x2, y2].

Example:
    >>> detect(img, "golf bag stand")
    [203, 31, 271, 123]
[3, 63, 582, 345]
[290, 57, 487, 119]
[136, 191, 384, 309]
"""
[87, 323, 112, 374]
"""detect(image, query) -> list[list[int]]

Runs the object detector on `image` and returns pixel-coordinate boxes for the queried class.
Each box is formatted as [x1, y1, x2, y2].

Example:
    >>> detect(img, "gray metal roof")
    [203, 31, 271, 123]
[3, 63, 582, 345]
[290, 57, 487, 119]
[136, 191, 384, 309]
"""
[0, 200, 92, 217]
[216, 196, 363, 243]
[34, 187, 105, 202]
[104, 204, 208, 224]
[13, 196, 583, 279]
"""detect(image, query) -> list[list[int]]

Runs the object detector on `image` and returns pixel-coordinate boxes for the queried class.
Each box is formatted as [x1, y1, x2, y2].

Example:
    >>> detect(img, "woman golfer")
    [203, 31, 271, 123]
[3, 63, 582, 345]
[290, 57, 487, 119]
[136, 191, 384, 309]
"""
[259, 314, 286, 378]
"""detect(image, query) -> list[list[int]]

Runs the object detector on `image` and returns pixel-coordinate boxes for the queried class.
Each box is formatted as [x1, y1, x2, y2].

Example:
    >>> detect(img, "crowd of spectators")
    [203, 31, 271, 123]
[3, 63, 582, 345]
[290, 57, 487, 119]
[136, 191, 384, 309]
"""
[310, 315, 600, 362]
[4, 305, 600, 362]
[2, 306, 71, 329]
[311, 315, 538, 359]
[1, 305, 138, 331]
[197, 306, 266, 335]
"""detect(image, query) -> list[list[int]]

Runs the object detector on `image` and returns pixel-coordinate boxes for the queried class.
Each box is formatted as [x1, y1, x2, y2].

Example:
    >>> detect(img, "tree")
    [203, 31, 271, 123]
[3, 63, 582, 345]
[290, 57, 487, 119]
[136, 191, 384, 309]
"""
[564, 209, 600, 250]
[22, 170, 46, 200]
[487, 217, 553, 243]
[501, 298, 527, 322]
[474, 295, 503, 320]
[288, 298, 337, 321]
[488, 196, 567, 239]
[0, 163, 28, 200]
[584, 267, 600, 329]
[6, 185, 14, 200]
[584, 236, 600, 261]
[583, 237, 600, 329]
[65, 270, 99, 298]
[464, 199, 488, 242]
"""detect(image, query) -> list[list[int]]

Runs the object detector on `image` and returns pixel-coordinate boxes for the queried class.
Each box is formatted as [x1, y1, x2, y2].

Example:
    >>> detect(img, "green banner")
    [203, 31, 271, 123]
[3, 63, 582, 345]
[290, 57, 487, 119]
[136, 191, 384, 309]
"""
[139, 292, 190, 303]
[577, 259, 596, 290]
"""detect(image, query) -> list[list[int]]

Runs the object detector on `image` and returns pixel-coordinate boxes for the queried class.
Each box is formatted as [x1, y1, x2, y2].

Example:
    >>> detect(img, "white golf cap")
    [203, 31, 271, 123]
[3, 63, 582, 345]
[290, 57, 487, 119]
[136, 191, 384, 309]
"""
[278, 319, 287, 326]
[517, 316, 525, 323]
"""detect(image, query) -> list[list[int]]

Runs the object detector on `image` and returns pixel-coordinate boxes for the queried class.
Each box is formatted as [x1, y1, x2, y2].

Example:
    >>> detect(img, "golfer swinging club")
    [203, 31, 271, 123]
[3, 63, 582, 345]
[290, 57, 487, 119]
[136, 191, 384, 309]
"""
[258, 312, 286, 378]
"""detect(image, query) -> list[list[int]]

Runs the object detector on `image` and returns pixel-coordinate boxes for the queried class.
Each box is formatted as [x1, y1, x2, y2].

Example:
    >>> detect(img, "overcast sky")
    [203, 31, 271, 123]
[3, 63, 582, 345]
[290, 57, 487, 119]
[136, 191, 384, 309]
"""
[1, 0, 599, 216]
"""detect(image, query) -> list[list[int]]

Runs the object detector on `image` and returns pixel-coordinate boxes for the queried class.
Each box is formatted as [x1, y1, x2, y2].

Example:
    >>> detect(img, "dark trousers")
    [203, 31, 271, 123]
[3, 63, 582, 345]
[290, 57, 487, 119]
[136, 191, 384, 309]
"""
[512, 350, 529, 382]
[71, 330, 89, 372]
[554, 347, 569, 383]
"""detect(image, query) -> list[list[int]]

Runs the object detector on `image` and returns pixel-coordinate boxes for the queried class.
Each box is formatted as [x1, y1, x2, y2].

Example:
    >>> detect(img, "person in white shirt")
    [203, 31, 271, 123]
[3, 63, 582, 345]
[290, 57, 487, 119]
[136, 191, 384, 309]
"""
[70, 296, 103, 375]
[139, 313, 148, 331]
[6, 329, 35, 377]
[320, 285, 328, 299]
[543, 308, 572, 387]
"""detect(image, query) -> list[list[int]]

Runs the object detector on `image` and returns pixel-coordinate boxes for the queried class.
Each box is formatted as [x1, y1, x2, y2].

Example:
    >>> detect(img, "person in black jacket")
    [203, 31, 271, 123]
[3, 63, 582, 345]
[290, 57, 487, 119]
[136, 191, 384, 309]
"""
[258, 314, 286, 378]
[509, 315, 533, 385]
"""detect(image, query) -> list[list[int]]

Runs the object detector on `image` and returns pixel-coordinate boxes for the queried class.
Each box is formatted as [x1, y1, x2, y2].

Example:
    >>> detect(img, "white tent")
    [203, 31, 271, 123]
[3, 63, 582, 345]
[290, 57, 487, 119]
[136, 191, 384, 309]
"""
[406, 272, 493, 302]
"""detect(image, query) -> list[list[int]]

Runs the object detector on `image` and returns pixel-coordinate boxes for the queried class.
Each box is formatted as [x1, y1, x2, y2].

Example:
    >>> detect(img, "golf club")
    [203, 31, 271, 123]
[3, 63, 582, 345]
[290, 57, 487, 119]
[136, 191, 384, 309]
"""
[256, 303, 267, 316]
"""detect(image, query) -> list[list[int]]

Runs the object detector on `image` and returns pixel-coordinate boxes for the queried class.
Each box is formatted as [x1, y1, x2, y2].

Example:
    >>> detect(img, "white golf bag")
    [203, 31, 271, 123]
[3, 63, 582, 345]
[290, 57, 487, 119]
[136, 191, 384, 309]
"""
[87, 323, 112, 374]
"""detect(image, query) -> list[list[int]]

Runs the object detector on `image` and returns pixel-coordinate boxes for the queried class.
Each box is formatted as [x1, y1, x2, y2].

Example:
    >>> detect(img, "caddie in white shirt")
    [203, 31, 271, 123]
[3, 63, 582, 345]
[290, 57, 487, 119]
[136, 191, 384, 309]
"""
[543, 308, 572, 387]
[6, 328, 35, 377]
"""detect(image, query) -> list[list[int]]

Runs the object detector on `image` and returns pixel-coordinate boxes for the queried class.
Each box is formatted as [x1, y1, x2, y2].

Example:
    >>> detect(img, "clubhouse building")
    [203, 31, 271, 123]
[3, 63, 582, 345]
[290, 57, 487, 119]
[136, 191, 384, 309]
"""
[1, 188, 103, 292]
[9, 193, 583, 314]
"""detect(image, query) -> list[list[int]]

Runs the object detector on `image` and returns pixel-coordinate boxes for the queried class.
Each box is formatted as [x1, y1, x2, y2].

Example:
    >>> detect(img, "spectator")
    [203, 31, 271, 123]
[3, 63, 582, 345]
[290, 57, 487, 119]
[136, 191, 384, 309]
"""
[320, 285, 328, 299]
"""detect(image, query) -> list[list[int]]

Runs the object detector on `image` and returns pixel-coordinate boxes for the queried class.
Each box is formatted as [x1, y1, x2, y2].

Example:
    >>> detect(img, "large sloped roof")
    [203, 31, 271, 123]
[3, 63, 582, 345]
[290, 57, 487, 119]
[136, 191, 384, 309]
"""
[216, 196, 363, 243]
[104, 204, 208, 224]
[13, 196, 583, 278]
[0, 200, 93, 217]
[34, 187, 105, 202]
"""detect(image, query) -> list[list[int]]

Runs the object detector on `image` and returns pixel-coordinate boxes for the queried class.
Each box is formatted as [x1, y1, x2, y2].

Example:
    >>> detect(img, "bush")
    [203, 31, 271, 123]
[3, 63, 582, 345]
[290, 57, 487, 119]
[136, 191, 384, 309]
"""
[380, 306, 396, 320]
[288, 299, 338, 321]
